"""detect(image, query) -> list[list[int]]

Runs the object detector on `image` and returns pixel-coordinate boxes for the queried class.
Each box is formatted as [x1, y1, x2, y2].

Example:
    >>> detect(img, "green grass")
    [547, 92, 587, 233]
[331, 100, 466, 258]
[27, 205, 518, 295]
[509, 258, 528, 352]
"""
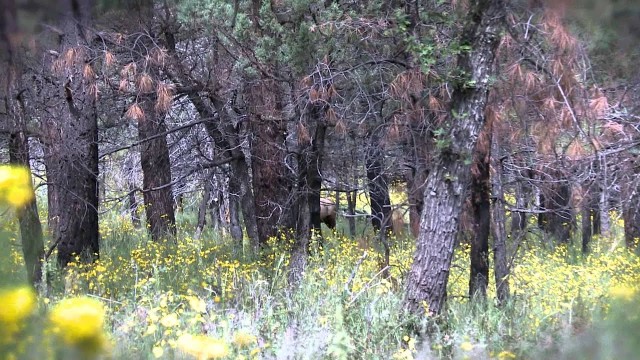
[2, 209, 640, 359]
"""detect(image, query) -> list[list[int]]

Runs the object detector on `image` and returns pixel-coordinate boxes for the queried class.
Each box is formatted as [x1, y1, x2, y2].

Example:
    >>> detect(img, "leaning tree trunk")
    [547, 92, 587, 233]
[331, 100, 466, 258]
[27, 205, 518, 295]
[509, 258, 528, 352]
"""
[469, 124, 491, 300]
[43, 0, 100, 268]
[404, 0, 504, 316]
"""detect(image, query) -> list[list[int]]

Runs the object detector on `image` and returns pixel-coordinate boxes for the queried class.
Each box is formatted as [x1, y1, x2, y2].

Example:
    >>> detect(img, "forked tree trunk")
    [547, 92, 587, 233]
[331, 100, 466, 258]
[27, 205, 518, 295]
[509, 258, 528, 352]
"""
[469, 125, 491, 300]
[404, 0, 504, 316]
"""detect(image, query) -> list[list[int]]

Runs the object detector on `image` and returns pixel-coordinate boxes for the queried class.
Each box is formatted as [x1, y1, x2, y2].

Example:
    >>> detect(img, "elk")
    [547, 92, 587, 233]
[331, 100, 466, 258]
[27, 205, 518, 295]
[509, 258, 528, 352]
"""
[320, 198, 337, 229]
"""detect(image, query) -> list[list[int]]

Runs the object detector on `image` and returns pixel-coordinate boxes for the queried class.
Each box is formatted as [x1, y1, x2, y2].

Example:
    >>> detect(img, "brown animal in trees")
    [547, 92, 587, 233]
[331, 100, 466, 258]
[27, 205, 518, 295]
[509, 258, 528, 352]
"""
[390, 209, 406, 236]
[320, 198, 337, 229]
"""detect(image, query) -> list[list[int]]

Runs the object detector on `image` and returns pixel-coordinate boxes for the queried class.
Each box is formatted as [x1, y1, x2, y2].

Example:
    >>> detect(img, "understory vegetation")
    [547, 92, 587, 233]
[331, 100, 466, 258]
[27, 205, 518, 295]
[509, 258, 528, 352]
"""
[2, 209, 640, 359]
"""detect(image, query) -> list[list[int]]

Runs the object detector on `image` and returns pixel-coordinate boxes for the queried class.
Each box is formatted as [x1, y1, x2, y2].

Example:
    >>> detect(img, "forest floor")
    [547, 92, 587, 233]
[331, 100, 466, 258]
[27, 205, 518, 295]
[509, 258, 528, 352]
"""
[2, 211, 640, 359]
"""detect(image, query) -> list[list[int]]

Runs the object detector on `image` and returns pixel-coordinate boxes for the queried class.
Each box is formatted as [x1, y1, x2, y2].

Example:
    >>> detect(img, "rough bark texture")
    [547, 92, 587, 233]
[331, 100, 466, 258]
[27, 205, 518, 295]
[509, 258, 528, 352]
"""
[491, 129, 510, 305]
[138, 94, 176, 241]
[3, 29, 45, 284]
[249, 79, 294, 247]
[404, 0, 504, 316]
[43, 0, 100, 268]
[289, 102, 326, 286]
[366, 131, 392, 233]
[469, 126, 491, 299]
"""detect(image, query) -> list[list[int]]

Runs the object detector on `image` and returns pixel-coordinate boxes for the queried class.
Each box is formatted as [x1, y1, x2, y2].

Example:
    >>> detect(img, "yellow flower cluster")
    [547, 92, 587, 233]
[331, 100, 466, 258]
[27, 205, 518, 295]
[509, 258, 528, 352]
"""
[49, 296, 108, 354]
[177, 334, 229, 359]
[0, 165, 34, 208]
[0, 286, 36, 341]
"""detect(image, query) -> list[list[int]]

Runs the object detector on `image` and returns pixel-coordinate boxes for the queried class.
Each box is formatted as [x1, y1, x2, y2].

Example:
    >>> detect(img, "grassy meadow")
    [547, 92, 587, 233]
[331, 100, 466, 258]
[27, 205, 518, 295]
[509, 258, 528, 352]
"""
[2, 198, 640, 359]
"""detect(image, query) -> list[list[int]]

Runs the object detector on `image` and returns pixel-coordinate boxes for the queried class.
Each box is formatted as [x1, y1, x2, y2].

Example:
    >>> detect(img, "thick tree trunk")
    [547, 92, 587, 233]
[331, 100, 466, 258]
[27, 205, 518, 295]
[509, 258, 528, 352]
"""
[249, 79, 294, 247]
[404, 0, 504, 316]
[138, 95, 176, 241]
[289, 102, 326, 286]
[43, 1, 100, 268]
[4, 36, 45, 284]
[469, 126, 491, 300]
[491, 129, 510, 305]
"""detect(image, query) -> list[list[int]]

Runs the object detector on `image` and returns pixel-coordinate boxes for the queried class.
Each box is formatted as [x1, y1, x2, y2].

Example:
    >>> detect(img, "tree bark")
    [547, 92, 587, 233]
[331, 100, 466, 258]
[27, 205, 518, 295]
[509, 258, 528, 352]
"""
[42, 0, 100, 268]
[249, 79, 295, 247]
[3, 28, 45, 284]
[469, 125, 491, 300]
[404, 0, 504, 316]
[289, 102, 327, 286]
[491, 128, 510, 305]
[138, 94, 177, 241]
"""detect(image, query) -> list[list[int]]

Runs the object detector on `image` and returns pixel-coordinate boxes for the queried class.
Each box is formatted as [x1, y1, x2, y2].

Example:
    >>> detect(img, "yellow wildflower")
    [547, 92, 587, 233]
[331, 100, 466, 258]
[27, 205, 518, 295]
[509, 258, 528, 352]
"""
[0, 165, 34, 208]
[0, 286, 36, 324]
[177, 334, 229, 359]
[49, 296, 107, 353]
[160, 313, 179, 328]
[232, 330, 257, 348]
[497, 350, 517, 359]
[460, 341, 473, 352]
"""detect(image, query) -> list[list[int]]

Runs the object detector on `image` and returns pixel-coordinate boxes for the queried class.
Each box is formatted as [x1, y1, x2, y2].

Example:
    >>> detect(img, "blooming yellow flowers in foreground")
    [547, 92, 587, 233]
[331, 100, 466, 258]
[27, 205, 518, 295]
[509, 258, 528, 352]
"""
[0, 165, 34, 208]
[0, 286, 36, 342]
[49, 296, 108, 355]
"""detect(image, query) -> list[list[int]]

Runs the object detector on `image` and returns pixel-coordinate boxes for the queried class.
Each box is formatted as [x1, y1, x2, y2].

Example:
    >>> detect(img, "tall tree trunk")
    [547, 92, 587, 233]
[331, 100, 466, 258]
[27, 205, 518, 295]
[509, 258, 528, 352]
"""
[469, 125, 491, 300]
[3, 25, 45, 284]
[491, 128, 510, 305]
[404, 0, 504, 316]
[366, 131, 392, 233]
[138, 94, 176, 241]
[366, 128, 392, 277]
[249, 79, 294, 247]
[43, 0, 100, 268]
[289, 101, 326, 286]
